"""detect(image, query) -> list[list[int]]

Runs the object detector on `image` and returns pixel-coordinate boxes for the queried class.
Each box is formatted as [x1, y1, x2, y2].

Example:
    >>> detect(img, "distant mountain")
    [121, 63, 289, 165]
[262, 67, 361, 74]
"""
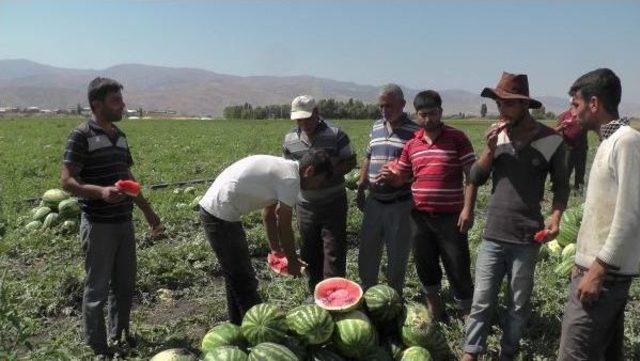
[0, 59, 638, 117]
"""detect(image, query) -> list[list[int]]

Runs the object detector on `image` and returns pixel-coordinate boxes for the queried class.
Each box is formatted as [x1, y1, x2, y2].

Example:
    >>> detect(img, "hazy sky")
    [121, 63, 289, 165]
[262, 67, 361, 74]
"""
[1, 0, 639, 100]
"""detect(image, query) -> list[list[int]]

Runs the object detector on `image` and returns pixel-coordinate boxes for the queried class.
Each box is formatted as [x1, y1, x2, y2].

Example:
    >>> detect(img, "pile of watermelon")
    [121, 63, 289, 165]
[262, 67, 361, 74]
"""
[543, 205, 583, 277]
[23, 189, 80, 234]
[170, 278, 451, 361]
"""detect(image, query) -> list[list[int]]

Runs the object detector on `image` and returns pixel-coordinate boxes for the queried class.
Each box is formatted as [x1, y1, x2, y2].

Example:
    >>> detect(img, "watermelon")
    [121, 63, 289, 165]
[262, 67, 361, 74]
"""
[115, 179, 141, 197]
[268, 251, 291, 276]
[60, 220, 77, 234]
[344, 170, 360, 190]
[247, 342, 298, 361]
[399, 303, 449, 359]
[555, 257, 575, 277]
[557, 206, 583, 247]
[203, 346, 248, 361]
[58, 198, 80, 219]
[333, 310, 376, 359]
[241, 303, 287, 346]
[25, 220, 42, 232]
[149, 348, 197, 361]
[285, 304, 334, 345]
[399, 346, 432, 361]
[314, 277, 363, 312]
[309, 348, 346, 361]
[42, 212, 59, 229]
[562, 243, 577, 259]
[42, 189, 69, 209]
[364, 284, 402, 323]
[547, 239, 562, 255]
[557, 222, 579, 247]
[202, 322, 246, 353]
[190, 195, 202, 211]
[32, 206, 52, 222]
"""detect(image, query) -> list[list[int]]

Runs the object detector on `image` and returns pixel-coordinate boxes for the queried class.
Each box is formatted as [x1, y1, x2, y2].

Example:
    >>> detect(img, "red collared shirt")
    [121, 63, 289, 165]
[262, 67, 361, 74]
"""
[397, 125, 475, 213]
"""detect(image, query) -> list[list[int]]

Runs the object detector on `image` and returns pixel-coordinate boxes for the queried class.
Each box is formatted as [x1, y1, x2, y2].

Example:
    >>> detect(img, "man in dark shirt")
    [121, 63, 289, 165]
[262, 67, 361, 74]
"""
[61, 77, 162, 357]
[282, 95, 356, 292]
[462, 73, 569, 361]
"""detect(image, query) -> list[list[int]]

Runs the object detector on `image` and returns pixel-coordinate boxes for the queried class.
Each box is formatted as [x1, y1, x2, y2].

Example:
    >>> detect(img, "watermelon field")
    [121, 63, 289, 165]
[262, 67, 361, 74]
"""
[0, 116, 639, 360]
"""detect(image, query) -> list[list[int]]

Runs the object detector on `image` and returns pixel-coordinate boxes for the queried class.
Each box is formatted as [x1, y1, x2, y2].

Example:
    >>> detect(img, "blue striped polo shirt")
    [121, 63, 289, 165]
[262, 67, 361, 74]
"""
[365, 113, 420, 201]
[63, 119, 134, 223]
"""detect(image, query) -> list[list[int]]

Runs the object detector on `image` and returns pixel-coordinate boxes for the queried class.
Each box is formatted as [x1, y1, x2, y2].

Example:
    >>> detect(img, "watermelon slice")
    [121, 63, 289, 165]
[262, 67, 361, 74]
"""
[267, 251, 290, 276]
[534, 229, 550, 244]
[115, 179, 141, 197]
[314, 277, 363, 312]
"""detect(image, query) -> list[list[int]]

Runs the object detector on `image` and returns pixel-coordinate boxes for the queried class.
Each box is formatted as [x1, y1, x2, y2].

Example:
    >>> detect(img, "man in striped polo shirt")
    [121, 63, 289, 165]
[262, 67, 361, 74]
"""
[357, 84, 420, 296]
[283, 95, 356, 292]
[378, 90, 478, 319]
[61, 78, 162, 357]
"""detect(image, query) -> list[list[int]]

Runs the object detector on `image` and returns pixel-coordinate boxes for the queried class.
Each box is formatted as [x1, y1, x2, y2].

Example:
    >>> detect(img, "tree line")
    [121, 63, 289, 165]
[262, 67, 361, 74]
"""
[223, 98, 380, 120]
[223, 98, 557, 120]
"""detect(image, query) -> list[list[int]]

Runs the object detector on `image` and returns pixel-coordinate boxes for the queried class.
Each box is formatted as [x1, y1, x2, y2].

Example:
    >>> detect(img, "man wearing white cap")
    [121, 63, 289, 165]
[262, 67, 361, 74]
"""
[283, 95, 357, 292]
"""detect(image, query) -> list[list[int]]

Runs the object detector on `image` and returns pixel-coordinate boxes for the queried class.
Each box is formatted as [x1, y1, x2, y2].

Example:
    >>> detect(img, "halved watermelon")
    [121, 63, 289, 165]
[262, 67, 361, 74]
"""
[267, 251, 290, 276]
[115, 179, 141, 197]
[314, 277, 363, 312]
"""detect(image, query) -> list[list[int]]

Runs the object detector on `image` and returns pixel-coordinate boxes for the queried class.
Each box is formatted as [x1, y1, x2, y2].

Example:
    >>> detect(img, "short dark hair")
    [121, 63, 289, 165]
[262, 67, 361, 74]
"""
[299, 149, 333, 180]
[413, 90, 442, 111]
[88, 77, 123, 111]
[569, 68, 621, 118]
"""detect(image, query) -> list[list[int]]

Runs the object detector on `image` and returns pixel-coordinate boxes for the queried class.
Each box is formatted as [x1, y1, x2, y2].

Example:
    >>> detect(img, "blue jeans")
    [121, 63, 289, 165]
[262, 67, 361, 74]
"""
[464, 239, 540, 356]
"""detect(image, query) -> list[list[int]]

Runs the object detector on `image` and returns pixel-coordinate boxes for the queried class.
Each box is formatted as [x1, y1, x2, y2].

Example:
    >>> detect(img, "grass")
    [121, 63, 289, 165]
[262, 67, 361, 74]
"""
[0, 116, 637, 360]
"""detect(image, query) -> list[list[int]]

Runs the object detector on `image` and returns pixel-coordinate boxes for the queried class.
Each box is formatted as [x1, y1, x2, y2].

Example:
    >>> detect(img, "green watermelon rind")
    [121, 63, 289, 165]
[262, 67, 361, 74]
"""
[363, 284, 402, 323]
[203, 346, 248, 361]
[241, 303, 288, 346]
[399, 346, 433, 361]
[201, 322, 246, 353]
[42, 189, 70, 209]
[58, 198, 80, 219]
[247, 342, 298, 361]
[285, 304, 334, 345]
[333, 310, 376, 359]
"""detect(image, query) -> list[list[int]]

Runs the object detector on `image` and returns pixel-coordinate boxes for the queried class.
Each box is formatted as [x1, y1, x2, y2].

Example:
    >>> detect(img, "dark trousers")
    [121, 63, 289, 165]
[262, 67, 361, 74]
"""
[411, 210, 473, 310]
[80, 215, 136, 353]
[297, 193, 348, 292]
[557, 268, 632, 361]
[200, 208, 261, 325]
[567, 147, 587, 188]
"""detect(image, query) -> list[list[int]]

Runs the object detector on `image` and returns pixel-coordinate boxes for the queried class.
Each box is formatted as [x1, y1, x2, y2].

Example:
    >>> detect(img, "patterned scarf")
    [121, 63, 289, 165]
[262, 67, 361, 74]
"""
[600, 118, 630, 140]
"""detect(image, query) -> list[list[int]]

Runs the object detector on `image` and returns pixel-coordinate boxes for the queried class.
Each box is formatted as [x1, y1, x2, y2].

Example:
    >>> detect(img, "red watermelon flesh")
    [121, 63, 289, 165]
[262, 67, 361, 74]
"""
[115, 180, 141, 197]
[534, 229, 550, 244]
[267, 251, 290, 275]
[314, 277, 363, 312]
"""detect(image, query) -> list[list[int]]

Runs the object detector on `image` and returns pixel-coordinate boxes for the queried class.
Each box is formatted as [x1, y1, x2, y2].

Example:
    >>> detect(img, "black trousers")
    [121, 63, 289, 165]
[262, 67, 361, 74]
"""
[567, 147, 588, 188]
[411, 210, 474, 310]
[200, 207, 261, 325]
[297, 193, 348, 292]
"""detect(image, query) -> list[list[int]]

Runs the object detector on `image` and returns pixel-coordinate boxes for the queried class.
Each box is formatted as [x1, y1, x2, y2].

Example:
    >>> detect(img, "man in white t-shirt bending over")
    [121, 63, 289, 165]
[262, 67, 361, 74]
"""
[198, 150, 334, 324]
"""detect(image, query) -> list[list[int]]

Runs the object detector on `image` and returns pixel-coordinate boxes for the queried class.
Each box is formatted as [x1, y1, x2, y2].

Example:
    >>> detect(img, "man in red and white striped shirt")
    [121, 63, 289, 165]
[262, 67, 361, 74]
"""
[378, 90, 477, 319]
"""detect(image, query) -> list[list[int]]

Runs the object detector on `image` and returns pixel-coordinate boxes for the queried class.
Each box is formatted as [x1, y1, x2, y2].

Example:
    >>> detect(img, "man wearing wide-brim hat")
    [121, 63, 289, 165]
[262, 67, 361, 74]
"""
[462, 72, 570, 361]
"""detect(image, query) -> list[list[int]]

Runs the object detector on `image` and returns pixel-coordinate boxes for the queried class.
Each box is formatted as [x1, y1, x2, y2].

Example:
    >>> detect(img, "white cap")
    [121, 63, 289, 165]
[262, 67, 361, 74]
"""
[290, 95, 316, 120]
